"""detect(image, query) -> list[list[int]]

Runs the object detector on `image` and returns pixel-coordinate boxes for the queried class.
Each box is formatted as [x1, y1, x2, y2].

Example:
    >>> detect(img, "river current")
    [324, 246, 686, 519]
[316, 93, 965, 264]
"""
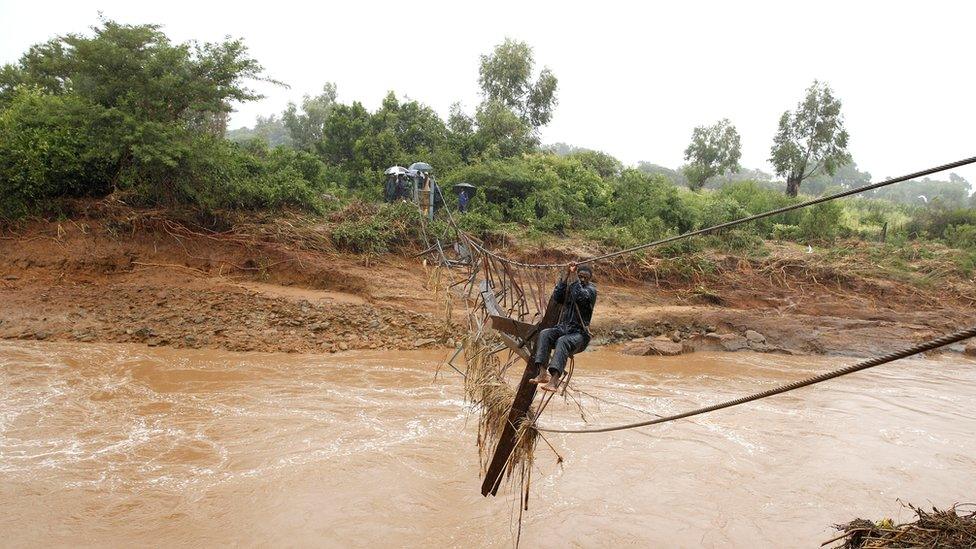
[1, 341, 974, 547]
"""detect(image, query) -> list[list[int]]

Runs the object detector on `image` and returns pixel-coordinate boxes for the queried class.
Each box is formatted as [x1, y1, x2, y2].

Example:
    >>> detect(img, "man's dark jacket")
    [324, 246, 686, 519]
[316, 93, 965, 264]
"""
[551, 279, 597, 338]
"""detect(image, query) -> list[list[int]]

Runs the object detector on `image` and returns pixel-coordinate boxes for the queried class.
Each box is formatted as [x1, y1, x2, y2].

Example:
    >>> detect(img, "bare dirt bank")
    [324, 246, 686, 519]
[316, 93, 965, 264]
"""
[1, 206, 972, 357]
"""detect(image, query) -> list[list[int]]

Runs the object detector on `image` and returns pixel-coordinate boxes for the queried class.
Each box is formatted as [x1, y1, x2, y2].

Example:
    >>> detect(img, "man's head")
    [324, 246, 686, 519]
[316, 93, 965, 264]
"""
[578, 264, 593, 284]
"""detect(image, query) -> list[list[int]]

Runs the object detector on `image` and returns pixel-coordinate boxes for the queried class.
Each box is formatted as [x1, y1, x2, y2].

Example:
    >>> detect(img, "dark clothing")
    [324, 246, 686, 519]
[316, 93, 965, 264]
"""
[534, 326, 588, 376]
[552, 280, 597, 332]
[395, 178, 410, 201]
[458, 190, 470, 212]
[432, 182, 444, 210]
[534, 279, 598, 376]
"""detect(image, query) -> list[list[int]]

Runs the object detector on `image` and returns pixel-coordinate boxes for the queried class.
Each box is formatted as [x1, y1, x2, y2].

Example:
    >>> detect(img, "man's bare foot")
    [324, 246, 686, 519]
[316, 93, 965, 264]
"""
[540, 376, 561, 393]
[529, 370, 550, 385]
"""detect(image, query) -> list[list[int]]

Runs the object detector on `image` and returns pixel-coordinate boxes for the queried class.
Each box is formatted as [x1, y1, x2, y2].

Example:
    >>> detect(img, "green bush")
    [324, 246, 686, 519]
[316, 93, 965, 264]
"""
[715, 181, 802, 235]
[610, 170, 698, 233]
[798, 201, 843, 242]
[0, 88, 115, 218]
[906, 207, 976, 240]
[584, 225, 638, 248]
[331, 201, 423, 253]
[944, 224, 976, 250]
[771, 223, 801, 241]
[704, 229, 765, 253]
[457, 210, 500, 240]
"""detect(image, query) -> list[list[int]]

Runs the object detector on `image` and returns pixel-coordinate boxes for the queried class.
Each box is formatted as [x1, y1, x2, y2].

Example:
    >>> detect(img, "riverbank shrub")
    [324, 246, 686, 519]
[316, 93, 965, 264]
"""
[0, 19, 330, 218]
[2, 17, 973, 263]
[331, 201, 423, 253]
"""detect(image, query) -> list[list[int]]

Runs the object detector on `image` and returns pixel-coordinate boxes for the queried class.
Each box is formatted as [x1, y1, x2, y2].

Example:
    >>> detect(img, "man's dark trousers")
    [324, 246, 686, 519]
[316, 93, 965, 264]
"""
[534, 325, 587, 376]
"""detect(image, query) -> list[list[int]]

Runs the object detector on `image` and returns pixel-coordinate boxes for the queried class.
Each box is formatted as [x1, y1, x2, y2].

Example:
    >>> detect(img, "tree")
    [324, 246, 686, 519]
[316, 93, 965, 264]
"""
[566, 149, 622, 179]
[636, 162, 686, 187]
[867, 173, 971, 205]
[0, 88, 115, 218]
[446, 102, 477, 162]
[682, 119, 742, 190]
[544, 143, 623, 179]
[318, 101, 370, 169]
[283, 83, 337, 151]
[473, 99, 536, 158]
[801, 161, 872, 196]
[0, 18, 275, 204]
[226, 114, 292, 147]
[770, 81, 851, 197]
[478, 38, 557, 130]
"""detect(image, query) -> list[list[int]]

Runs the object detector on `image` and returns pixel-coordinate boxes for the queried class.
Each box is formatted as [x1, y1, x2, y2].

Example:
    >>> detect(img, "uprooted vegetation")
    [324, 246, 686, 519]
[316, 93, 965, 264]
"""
[3, 198, 974, 311]
[0, 199, 972, 356]
[827, 503, 976, 548]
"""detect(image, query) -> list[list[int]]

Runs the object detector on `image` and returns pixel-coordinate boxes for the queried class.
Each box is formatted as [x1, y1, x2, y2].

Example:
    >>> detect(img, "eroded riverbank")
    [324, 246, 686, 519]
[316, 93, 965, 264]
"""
[2, 214, 974, 358]
[2, 341, 974, 546]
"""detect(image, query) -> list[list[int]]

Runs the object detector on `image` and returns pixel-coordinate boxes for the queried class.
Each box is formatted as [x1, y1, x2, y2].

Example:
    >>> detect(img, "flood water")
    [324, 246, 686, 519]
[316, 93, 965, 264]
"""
[1, 341, 974, 547]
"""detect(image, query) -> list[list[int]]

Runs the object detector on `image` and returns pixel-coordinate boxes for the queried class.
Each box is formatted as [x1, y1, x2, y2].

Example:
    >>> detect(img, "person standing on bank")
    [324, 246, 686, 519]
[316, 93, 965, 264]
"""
[530, 263, 597, 393]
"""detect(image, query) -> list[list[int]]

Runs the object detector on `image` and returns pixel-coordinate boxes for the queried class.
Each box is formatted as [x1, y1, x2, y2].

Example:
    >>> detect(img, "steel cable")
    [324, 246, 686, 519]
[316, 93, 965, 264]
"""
[535, 324, 976, 434]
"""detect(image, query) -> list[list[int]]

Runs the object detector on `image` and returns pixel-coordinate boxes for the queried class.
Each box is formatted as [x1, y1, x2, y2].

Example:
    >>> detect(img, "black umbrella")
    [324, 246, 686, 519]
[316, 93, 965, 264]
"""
[409, 161, 433, 172]
[452, 183, 477, 194]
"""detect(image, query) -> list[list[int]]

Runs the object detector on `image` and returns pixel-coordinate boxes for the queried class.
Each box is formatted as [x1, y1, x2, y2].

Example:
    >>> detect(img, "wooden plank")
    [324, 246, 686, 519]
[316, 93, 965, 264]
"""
[489, 315, 536, 340]
[480, 361, 539, 496]
[498, 332, 532, 364]
[480, 280, 564, 497]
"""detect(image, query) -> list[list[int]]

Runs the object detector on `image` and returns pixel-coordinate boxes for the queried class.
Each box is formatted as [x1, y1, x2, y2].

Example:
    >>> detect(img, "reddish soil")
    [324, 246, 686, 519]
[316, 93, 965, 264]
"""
[1, 206, 972, 357]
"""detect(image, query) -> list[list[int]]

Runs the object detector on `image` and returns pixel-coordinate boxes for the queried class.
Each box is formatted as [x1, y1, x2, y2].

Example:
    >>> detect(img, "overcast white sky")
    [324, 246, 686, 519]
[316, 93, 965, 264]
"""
[2, 0, 974, 185]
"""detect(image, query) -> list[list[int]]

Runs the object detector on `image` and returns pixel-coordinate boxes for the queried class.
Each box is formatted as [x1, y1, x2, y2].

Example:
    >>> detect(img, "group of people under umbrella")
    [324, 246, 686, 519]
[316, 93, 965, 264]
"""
[383, 162, 476, 215]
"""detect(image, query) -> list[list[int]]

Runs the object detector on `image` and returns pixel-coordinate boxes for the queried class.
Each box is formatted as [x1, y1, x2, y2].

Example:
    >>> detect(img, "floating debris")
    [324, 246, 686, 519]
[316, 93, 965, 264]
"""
[825, 503, 976, 548]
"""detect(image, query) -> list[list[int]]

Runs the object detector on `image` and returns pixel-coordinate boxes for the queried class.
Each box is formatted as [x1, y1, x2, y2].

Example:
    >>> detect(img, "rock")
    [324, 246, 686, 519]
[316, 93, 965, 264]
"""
[719, 334, 749, 352]
[309, 321, 328, 332]
[3, 275, 19, 281]
[338, 341, 349, 351]
[965, 342, 976, 357]
[369, 319, 380, 329]
[704, 332, 722, 341]
[413, 338, 437, 348]
[747, 340, 769, 352]
[744, 330, 766, 343]
[134, 326, 154, 339]
[72, 329, 94, 342]
[670, 332, 682, 343]
[33, 330, 50, 340]
[622, 336, 685, 357]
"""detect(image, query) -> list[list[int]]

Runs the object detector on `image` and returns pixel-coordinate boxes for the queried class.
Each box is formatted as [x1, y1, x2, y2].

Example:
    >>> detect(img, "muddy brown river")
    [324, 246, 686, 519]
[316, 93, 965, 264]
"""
[1, 341, 974, 547]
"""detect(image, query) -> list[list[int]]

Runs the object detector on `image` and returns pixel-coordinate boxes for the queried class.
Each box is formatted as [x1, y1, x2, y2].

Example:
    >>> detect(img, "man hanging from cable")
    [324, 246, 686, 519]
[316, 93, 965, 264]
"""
[530, 263, 597, 393]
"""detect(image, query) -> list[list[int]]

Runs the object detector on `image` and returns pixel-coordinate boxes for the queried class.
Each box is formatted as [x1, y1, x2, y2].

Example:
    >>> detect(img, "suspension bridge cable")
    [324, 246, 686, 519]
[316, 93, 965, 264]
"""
[534, 324, 976, 434]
